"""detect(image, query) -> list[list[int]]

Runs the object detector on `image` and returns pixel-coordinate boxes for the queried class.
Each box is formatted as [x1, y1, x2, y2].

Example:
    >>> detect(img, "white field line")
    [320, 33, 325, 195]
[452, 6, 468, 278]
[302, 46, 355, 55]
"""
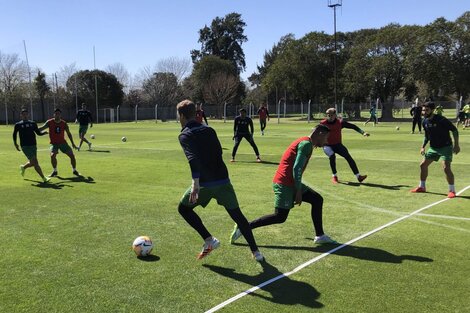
[204, 184, 470, 313]
[408, 217, 470, 233]
[415, 213, 470, 221]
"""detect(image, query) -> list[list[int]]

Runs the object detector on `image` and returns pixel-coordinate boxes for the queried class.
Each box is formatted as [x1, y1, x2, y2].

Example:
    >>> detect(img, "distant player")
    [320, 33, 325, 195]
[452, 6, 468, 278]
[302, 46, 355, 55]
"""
[75, 103, 93, 151]
[230, 124, 337, 245]
[176, 100, 264, 262]
[257, 103, 270, 135]
[434, 104, 444, 116]
[321, 108, 369, 184]
[195, 103, 208, 125]
[411, 102, 460, 198]
[364, 105, 377, 126]
[12, 108, 50, 183]
[231, 108, 261, 162]
[39, 108, 80, 177]
[463, 103, 470, 128]
[410, 103, 422, 134]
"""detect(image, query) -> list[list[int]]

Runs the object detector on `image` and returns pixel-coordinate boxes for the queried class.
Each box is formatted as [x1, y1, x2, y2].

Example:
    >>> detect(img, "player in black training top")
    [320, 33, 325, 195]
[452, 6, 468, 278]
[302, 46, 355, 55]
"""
[231, 108, 261, 163]
[75, 103, 93, 151]
[176, 99, 264, 262]
[13, 108, 50, 183]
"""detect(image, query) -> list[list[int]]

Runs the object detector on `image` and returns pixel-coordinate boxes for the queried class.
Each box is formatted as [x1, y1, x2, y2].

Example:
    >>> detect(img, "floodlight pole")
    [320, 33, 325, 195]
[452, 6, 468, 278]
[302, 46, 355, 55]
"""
[328, 1, 342, 111]
[23, 40, 34, 120]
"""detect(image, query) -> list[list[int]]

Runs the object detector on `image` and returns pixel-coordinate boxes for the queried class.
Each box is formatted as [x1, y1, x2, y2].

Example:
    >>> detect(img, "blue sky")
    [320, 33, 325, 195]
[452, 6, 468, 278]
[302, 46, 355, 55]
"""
[1, 0, 467, 82]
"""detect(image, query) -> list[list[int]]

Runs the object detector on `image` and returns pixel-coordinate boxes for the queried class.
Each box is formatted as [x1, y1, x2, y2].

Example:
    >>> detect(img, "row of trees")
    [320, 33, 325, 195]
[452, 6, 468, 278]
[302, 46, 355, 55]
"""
[1, 11, 469, 121]
[249, 12, 470, 119]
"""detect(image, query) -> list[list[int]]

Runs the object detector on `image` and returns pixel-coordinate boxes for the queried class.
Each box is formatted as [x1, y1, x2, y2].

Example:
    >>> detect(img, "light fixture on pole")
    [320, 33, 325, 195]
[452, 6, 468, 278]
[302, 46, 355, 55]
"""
[327, 0, 342, 111]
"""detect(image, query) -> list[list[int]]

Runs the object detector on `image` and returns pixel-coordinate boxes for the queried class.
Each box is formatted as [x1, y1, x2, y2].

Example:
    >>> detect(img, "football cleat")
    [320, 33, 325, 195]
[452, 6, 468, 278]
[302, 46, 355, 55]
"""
[196, 237, 220, 260]
[252, 250, 265, 262]
[314, 234, 337, 244]
[447, 191, 456, 199]
[230, 225, 242, 244]
[411, 187, 426, 193]
[332, 176, 339, 184]
[357, 175, 367, 183]
[49, 171, 58, 177]
[20, 165, 26, 177]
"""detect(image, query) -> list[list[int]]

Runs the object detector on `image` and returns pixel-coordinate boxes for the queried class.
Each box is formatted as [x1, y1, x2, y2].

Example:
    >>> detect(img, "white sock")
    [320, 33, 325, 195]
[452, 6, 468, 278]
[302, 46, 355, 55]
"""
[449, 184, 455, 192]
[419, 181, 426, 188]
[53, 168, 57, 172]
[73, 168, 76, 171]
[332, 173, 337, 177]
[355, 173, 361, 179]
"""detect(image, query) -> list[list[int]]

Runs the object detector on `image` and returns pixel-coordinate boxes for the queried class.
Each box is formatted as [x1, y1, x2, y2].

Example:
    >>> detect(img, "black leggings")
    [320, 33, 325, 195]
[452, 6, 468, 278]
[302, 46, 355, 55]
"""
[412, 119, 422, 132]
[232, 134, 260, 158]
[249, 188, 325, 236]
[326, 143, 359, 175]
[178, 203, 259, 252]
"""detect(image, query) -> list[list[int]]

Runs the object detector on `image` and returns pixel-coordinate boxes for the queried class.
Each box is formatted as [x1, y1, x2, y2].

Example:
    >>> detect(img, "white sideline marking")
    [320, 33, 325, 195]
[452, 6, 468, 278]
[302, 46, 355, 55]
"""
[205, 184, 470, 313]
[415, 213, 470, 221]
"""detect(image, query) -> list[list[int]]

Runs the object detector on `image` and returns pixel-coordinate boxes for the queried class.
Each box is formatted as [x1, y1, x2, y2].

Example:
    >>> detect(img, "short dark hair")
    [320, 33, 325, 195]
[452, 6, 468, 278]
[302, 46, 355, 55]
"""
[239, 108, 246, 113]
[21, 108, 28, 113]
[176, 100, 196, 119]
[314, 124, 330, 134]
[54, 108, 62, 113]
[423, 101, 436, 110]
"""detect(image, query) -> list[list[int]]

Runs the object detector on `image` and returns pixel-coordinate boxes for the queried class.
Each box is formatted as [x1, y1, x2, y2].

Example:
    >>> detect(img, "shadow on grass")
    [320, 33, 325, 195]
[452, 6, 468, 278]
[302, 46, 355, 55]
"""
[26, 179, 72, 189]
[137, 255, 160, 262]
[341, 181, 411, 190]
[203, 261, 323, 309]
[233, 242, 433, 264]
[55, 175, 96, 184]
[86, 149, 111, 153]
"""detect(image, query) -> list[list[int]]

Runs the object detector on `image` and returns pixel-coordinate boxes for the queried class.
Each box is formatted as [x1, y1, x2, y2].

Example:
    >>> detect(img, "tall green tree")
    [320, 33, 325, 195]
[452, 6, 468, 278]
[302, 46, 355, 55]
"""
[66, 70, 124, 110]
[142, 72, 181, 107]
[34, 71, 50, 120]
[191, 13, 247, 74]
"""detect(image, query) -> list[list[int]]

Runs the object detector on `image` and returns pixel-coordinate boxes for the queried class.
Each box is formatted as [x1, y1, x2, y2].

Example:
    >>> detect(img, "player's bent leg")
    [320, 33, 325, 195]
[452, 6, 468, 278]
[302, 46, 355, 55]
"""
[177, 203, 211, 241]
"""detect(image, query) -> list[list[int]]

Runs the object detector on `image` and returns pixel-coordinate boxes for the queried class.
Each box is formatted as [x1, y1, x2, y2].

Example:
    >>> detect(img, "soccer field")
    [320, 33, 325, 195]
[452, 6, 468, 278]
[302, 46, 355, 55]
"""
[1, 119, 469, 313]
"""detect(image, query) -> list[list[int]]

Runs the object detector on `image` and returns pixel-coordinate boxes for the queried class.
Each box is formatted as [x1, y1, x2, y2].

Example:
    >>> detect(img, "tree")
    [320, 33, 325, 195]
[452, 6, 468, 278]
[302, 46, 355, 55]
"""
[105, 63, 130, 92]
[66, 70, 124, 110]
[142, 72, 181, 107]
[156, 57, 192, 83]
[191, 13, 248, 74]
[202, 72, 240, 117]
[57, 62, 79, 88]
[34, 71, 50, 120]
[0, 51, 29, 117]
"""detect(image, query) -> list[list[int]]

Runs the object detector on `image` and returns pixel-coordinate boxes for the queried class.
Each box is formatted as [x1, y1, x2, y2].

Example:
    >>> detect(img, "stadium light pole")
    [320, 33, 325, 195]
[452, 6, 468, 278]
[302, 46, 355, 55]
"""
[94, 46, 99, 124]
[327, 0, 342, 111]
[23, 40, 34, 120]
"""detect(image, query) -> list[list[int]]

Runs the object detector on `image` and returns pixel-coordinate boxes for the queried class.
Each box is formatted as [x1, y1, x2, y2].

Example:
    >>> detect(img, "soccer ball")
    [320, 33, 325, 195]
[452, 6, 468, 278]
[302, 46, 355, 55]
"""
[121, 136, 127, 142]
[90, 134, 95, 139]
[132, 236, 153, 257]
[396, 126, 400, 131]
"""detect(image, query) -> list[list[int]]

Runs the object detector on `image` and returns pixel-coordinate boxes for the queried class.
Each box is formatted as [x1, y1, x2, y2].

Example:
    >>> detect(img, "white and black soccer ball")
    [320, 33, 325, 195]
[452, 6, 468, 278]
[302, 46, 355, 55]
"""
[90, 134, 95, 139]
[396, 126, 400, 131]
[132, 236, 153, 257]
[121, 136, 127, 142]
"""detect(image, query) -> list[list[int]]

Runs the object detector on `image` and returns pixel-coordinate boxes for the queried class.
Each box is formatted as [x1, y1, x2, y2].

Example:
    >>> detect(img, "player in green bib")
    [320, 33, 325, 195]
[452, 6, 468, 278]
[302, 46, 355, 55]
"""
[230, 124, 337, 245]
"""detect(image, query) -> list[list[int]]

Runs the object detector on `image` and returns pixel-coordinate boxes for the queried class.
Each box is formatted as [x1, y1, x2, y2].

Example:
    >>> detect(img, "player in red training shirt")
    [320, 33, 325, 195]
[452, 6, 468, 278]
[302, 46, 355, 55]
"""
[195, 103, 208, 125]
[39, 108, 80, 177]
[230, 124, 337, 245]
[257, 104, 270, 135]
[320, 108, 369, 184]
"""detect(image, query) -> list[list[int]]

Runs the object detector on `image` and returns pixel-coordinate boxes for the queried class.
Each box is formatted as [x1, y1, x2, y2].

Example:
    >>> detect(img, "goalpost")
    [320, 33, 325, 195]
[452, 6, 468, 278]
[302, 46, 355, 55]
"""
[103, 108, 115, 123]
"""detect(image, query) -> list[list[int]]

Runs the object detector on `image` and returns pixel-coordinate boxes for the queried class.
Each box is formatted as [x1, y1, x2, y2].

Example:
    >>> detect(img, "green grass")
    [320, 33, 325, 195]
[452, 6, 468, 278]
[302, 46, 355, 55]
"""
[1, 118, 469, 313]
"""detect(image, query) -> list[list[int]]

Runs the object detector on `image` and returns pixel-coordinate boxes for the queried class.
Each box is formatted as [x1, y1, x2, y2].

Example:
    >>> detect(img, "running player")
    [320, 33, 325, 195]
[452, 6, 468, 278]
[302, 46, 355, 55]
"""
[411, 102, 460, 198]
[13, 108, 50, 183]
[195, 103, 208, 125]
[39, 108, 80, 177]
[257, 103, 270, 135]
[364, 105, 378, 126]
[230, 124, 337, 245]
[75, 103, 93, 151]
[321, 108, 369, 184]
[231, 108, 261, 162]
[176, 100, 264, 262]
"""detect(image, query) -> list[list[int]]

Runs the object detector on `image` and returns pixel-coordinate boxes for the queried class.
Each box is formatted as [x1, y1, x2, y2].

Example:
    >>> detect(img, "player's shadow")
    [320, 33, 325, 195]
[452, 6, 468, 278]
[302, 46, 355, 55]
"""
[87, 149, 111, 153]
[237, 241, 433, 264]
[203, 261, 323, 309]
[25, 179, 71, 189]
[137, 255, 160, 262]
[341, 181, 410, 190]
[56, 176, 96, 184]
